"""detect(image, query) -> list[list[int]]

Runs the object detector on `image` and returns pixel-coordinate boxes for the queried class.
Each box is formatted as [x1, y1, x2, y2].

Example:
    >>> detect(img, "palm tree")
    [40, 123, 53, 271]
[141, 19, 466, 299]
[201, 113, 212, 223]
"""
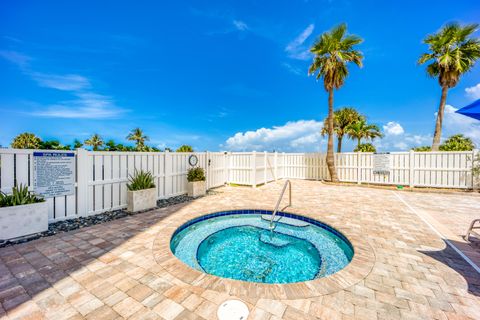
[309, 23, 363, 182]
[84, 134, 104, 151]
[127, 128, 149, 151]
[321, 107, 362, 153]
[176, 145, 194, 152]
[73, 139, 83, 149]
[11, 132, 42, 149]
[418, 23, 480, 151]
[346, 119, 383, 148]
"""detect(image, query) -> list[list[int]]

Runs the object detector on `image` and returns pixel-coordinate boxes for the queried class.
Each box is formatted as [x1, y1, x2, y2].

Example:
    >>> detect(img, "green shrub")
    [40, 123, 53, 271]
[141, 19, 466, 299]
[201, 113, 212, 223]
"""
[187, 167, 205, 182]
[411, 146, 431, 152]
[354, 143, 376, 152]
[440, 134, 474, 151]
[127, 170, 156, 191]
[176, 145, 194, 152]
[0, 184, 44, 207]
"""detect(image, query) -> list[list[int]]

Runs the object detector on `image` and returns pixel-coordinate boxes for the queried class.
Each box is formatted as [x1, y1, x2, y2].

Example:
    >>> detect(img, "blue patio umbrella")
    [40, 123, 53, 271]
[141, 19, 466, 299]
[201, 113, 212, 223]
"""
[456, 99, 480, 121]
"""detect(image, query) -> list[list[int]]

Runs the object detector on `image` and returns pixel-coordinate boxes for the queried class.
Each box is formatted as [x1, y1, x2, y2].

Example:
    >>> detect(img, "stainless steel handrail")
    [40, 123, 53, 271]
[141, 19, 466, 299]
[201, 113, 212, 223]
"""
[270, 180, 292, 229]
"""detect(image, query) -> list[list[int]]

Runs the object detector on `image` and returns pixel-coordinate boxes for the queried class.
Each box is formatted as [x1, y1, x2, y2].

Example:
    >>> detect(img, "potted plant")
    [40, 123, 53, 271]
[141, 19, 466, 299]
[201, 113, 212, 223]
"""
[187, 167, 206, 197]
[0, 184, 47, 240]
[127, 170, 157, 212]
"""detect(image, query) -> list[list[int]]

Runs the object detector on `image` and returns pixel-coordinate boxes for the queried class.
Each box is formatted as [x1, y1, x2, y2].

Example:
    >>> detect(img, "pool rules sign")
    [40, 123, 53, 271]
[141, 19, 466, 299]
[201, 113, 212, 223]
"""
[372, 153, 391, 175]
[33, 152, 75, 198]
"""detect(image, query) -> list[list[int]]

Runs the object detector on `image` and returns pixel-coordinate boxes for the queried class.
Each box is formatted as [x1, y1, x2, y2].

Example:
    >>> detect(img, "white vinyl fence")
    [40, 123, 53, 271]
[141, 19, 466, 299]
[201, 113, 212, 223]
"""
[0, 148, 477, 222]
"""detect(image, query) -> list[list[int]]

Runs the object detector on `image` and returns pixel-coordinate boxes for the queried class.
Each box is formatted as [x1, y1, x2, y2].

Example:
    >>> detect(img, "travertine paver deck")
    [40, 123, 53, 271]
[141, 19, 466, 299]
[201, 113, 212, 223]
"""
[1, 180, 480, 320]
[399, 191, 480, 267]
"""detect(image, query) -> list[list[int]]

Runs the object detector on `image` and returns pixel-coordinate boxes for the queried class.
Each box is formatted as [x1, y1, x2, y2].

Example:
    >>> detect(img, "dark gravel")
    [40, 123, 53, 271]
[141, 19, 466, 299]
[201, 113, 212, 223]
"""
[0, 194, 196, 248]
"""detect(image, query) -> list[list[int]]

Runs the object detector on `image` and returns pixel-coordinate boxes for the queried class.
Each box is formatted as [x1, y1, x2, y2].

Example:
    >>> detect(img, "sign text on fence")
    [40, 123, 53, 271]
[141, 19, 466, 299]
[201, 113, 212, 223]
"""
[372, 153, 391, 175]
[33, 152, 75, 198]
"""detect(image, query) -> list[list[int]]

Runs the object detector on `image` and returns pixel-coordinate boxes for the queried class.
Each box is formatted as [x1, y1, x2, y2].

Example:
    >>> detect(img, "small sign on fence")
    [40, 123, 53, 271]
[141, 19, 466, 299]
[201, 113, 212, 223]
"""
[372, 153, 391, 175]
[33, 152, 75, 198]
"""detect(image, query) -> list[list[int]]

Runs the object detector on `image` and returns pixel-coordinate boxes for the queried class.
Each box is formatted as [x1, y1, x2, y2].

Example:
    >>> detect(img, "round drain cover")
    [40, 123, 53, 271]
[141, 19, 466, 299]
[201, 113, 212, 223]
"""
[217, 299, 249, 320]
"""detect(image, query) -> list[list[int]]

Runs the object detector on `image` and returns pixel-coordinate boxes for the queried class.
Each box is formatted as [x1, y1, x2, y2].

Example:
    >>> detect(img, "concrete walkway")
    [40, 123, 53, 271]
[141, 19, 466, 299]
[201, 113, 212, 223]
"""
[0, 180, 479, 319]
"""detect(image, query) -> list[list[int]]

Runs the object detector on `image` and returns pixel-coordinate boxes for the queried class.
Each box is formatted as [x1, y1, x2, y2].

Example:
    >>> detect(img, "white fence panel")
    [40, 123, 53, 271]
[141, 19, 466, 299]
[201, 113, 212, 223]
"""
[0, 148, 477, 223]
[283, 153, 325, 180]
[413, 151, 473, 188]
[336, 153, 358, 182]
[355, 152, 411, 185]
[0, 149, 78, 222]
[228, 152, 253, 185]
[265, 152, 276, 182]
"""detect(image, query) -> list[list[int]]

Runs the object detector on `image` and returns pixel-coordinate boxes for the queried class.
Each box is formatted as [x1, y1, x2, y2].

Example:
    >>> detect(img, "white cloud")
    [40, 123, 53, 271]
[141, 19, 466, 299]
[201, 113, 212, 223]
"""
[383, 121, 404, 135]
[285, 24, 314, 60]
[32, 93, 127, 119]
[0, 50, 31, 68]
[374, 132, 432, 151]
[282, 62, 303, 76]
[404, 134, 431, 146]
[393, 142, 408, 150]
[30, 72, 90, 91]
[376, 105, 480, 151]
[443, 104, 480, 146]
[0, 50, 128, 119]
[224, 120, 324, 152]
[233, 20, 248, 31]
[465, 83, 480, 100]
[374, 121, 431, 151]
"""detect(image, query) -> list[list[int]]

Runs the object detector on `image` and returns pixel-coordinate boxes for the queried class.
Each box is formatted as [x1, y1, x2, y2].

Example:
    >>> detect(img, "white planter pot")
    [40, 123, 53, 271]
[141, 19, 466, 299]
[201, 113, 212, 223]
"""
[187, 181, 206, 197]
[0, 202, 48, 241]
[127, 188, 157, 213]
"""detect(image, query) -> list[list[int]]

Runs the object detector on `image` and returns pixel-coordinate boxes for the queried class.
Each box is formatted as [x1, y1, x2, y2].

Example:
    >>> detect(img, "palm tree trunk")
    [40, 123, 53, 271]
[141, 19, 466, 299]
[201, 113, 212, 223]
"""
[432, 85, 448, 151]
[326, 89, 338, 182]
[337, 135, 343, 153]
[358, 138, 361, 148]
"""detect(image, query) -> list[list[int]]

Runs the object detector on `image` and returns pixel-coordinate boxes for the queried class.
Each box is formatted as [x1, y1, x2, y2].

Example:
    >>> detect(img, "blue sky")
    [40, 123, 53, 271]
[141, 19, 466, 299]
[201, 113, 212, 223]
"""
[1, 0, 480, 152]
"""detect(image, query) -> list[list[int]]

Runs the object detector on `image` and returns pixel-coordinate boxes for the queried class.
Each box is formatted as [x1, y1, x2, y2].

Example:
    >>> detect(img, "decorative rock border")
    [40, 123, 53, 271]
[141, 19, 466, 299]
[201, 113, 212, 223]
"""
[152, 206, 375, 300]
[0, 194, 196, 248]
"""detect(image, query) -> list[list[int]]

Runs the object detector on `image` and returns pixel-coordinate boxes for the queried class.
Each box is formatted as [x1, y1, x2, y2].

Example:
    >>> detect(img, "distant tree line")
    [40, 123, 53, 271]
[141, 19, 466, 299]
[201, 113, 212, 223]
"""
[10, 129, 194, 152]
[412, 134, 475, 152]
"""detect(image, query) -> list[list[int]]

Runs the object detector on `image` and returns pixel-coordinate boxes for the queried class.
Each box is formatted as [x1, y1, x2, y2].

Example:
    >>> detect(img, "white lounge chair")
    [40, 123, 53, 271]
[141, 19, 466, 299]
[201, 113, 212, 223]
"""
[465, 219, 480, 242]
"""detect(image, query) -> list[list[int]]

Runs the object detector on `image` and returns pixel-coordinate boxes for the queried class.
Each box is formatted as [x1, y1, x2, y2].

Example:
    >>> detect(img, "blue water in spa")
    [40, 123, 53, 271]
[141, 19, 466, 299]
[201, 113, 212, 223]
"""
[170, 212, 353, 284]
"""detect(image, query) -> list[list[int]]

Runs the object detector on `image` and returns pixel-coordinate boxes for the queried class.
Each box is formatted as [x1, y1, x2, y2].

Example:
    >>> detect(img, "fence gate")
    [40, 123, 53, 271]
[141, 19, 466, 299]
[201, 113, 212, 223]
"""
[204, 152, 228, 189]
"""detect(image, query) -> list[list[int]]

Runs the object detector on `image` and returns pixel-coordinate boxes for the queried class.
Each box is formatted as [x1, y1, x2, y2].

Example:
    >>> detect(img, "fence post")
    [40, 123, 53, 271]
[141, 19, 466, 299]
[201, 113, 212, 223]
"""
[283, 152, 286, 179]
[76, 148, 89, 217]
[224, 152, 229, 185]
[472, 149, 478, 190]
[357, 152, 361, 185]
[205, 151, 210, 190]
[409, 150, 415, 188]
[251, 151, 256, 188]
[264, 151, 267, 185]
[274, 152, 278, 181]
[164, 150, 170, 197]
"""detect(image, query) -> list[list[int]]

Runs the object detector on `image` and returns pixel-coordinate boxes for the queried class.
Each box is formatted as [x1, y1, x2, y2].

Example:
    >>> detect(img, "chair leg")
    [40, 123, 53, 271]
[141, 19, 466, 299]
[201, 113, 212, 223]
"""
[465, 219, 480, 242]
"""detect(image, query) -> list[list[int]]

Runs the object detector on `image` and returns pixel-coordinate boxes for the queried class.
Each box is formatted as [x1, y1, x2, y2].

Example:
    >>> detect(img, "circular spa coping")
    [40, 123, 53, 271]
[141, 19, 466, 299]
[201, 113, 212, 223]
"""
[170, 210, 354, 284]
[152, 207, 375, 299]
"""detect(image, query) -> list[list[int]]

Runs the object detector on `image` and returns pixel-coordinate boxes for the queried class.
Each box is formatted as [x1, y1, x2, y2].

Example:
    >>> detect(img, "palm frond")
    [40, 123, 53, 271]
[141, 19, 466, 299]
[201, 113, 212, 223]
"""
[419, 22, 480, 87]
[308, 23, 363, 91]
